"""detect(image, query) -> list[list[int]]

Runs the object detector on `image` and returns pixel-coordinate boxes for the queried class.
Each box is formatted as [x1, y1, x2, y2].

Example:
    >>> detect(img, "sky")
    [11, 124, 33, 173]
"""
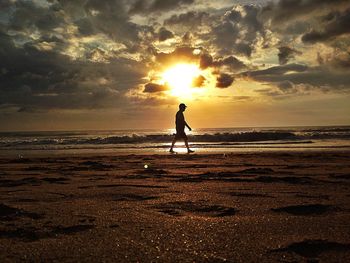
[0, 0, 350, 131]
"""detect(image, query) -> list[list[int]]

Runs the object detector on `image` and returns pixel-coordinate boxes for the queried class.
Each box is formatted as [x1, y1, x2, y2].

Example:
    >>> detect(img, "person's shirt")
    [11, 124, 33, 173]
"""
[175, 111, 185, 130]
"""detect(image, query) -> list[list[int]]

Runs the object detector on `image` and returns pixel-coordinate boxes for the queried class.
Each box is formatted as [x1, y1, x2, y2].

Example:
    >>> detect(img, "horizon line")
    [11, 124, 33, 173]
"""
[1, 124, 350, 133]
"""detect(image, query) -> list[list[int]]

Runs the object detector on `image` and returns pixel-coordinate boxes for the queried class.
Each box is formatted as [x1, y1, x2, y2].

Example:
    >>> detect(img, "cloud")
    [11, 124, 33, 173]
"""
[213, 56, 247, 71]
[199, 53, 213, 69]
[277, 80, 294, 90]
[278, 46, 302, 65]
[216, 73, 234, 88]
[209, 5, 266, 57]
[155, 46, 200, 66]
[332, 53, 350, 69]
[242, 63, 350, 93]
[129, 0, 195, 14]
[57, 0, 154, 51]
[261, 0, 350, 24]
[158, 27, 174, 41]
[256, 80, 315, 97]
[259, 0, 350, 55]
[164, 11, 210, 29]
[6, 0, 65, 33]
[0, 0, 162, 113]
[317, 51, 350, 69]
[1, 0, 350, 127]
[143, 82, 169, 93]
[200, 53, 247, 71]
[0, 0, 13, 9]
[192, 75, 206, 88]
[302, 8, 350, 43]
[243, 63, 308, 77]
[0, 28, 147, 111]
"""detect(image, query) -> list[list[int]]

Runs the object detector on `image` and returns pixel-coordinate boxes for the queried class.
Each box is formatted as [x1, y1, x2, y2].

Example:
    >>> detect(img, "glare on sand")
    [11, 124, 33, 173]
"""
[161, 63, 202, 98]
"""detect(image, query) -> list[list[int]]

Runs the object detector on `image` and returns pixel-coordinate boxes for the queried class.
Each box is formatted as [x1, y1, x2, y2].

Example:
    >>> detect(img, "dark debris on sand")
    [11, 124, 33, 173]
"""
[271, 204, 336, 215]
[271, 239, 350, 258]
[153, 201, 236, 217]
[0, 203, 43, 220]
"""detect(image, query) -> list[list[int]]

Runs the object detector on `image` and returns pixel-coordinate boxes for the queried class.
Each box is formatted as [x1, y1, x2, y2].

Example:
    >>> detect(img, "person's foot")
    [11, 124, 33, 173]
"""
[187, 149, 195, 154]
[169, 149, 176, 154]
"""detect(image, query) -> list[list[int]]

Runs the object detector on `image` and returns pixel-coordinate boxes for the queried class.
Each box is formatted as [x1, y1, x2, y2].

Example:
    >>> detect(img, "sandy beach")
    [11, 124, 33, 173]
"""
[0, 151, 349, 262]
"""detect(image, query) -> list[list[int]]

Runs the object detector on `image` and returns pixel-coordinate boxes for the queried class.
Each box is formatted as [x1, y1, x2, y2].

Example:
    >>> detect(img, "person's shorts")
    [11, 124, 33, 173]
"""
[175, 130, 187, 140]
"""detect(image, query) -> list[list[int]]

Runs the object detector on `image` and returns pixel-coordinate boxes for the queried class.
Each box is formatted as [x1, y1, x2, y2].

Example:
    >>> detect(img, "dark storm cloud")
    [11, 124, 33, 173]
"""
[143, 83, 169, 93]
[0, 29, 146, 111]
[261, 0, 350, 24]
[1, 0, 154, 54]
[82, 0, 137, 40]
[200, 53, 247, 71]
[129, 0, 195, 14]
[209, 5, 265, 57]
[278, 46, 302, 65]
[199, 53, 213, 69]
[75, 18, 95, 36]
[164, 11, 210, 28]
[0, 0, 161, 112]
[302, 8, 350, 43]
[216, 73, 234, 88]
[7, 1, 58, 31]
[277, 80, 295, 91]
[243, 63, 308, 77]
[158, 27, 174, 42]
[242, 63, 350, 93]
[0, 0, 13, 8]
[214, 56, 247, 71]
[259, 0, 350, 54]
[55, 0, 154, 50]
[257, 80, 314, 97]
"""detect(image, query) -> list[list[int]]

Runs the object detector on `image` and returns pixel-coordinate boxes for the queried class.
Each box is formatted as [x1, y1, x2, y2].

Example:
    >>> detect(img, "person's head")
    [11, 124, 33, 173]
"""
[179, 103, 187, 112]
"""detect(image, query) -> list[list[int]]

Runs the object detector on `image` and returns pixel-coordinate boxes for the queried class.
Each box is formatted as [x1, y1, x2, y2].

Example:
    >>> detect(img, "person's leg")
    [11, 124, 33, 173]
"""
[184, 138, 194, 153]
[170, 137, 177, 152]
[184, 138, 189, 149]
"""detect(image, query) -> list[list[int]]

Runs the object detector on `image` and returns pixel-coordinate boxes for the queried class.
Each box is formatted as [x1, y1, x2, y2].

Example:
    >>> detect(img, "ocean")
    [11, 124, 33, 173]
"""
[0, 126, 350, 157]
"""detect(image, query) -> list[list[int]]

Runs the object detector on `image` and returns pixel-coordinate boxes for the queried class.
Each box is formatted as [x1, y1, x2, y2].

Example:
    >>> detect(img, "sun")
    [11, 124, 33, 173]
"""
[161, 63, 201, 98]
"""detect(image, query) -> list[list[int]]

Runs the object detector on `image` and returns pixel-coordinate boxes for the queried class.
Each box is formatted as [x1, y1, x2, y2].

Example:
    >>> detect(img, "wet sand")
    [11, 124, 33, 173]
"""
[0, 151, 350, 262]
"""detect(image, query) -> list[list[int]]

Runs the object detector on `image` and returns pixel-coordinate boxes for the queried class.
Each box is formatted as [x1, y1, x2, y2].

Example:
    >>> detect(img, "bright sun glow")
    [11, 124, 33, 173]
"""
[161, 64, 201, 98]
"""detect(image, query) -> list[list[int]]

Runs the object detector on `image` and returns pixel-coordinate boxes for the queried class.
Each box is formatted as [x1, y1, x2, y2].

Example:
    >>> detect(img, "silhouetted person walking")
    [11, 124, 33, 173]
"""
[170, 103, 194, 154]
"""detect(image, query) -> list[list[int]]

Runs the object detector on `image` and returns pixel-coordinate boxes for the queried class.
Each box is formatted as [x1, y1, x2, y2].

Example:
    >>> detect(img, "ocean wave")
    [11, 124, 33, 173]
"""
[0, 131, 300, 146]
[1, 128, 350, 148]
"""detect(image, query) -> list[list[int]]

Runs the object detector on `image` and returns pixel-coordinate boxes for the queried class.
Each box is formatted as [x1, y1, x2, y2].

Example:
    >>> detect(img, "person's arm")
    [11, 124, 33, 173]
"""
[185, 121, 192, 131]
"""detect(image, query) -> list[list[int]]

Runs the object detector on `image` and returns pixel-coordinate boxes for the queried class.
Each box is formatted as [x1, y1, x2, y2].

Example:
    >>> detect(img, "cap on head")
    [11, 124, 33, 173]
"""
[179, 103, 187, 110]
